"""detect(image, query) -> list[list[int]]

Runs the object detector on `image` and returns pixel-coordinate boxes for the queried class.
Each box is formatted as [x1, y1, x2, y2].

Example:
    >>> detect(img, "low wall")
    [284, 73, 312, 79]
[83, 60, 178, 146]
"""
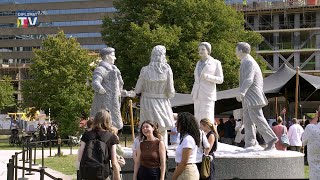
[120, 143, 304, 180]
[121, 156, 304, 180]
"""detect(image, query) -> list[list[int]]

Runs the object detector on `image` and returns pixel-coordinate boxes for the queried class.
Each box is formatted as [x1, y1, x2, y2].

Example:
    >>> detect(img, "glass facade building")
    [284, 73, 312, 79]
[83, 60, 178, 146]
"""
[0, 0, 114, 104]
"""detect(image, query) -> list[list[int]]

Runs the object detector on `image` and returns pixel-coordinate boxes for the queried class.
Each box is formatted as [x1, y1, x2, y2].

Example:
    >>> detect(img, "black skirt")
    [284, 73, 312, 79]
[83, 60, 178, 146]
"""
[137, 165, 160, 180]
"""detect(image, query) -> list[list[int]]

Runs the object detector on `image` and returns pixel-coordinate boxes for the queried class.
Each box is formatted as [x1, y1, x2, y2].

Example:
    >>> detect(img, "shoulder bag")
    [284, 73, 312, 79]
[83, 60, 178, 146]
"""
[280, 126, 290, 147]
[200, 132, 210, 179]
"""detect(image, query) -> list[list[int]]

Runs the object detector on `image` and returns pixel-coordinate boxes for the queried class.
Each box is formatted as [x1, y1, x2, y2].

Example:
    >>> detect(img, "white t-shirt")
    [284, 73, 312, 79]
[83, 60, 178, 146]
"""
[196, 130, 210, 163]
[175, 134, 198, 163]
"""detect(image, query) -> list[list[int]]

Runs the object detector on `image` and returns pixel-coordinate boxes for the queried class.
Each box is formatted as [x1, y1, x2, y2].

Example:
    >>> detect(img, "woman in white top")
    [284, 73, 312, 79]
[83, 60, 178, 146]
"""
[173, 112, 200, 180]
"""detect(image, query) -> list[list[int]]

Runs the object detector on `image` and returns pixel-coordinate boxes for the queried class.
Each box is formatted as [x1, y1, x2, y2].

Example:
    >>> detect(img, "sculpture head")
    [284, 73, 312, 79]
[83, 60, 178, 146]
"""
[198, 42, 211, 60]
[236, 42, 251, 60]
[100, 47, 116, 65]
[150, 45, 166, 63]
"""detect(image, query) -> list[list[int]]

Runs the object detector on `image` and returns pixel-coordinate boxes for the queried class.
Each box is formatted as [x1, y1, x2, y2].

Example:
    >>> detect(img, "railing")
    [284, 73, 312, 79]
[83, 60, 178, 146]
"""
[7, 138, 76, 180]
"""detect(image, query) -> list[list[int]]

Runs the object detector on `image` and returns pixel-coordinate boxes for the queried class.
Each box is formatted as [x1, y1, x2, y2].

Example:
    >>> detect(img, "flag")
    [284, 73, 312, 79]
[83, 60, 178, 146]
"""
[281, 107, 286, 115]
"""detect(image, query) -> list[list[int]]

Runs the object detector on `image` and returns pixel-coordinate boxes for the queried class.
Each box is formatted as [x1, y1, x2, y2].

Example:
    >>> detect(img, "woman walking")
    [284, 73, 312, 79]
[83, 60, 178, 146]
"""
[272, 116, 288, 151]
[173, 112, 200, 180]
[77, 109, 120, 180]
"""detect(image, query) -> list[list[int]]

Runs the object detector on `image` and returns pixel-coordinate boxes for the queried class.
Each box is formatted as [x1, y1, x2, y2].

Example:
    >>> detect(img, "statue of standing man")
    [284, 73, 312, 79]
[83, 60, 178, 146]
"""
[191, 42, 224, 124]
[90, 47, 135, 130]
[236, 42, 278, 150]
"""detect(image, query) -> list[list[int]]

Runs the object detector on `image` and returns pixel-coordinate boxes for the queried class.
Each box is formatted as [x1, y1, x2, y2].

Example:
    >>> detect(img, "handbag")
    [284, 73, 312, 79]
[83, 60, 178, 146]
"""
[280, 126, 290, 147]
[200, 132, 210, 179]
[201, 155, 211, 179]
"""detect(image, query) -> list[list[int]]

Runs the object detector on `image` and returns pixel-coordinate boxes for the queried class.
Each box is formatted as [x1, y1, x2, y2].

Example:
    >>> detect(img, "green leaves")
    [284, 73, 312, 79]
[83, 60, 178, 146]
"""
[0, 76, 15, 110]
[102, 0, 263, 92]
[22, 31, 95, 137]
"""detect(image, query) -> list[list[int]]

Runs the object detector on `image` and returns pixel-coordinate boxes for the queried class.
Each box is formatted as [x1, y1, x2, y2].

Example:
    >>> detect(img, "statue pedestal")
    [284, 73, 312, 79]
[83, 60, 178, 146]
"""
[121, 143, 304, 179]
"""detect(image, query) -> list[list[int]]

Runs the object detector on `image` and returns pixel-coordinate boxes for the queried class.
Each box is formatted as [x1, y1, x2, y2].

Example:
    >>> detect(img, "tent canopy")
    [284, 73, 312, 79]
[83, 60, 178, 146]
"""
[170, 64, 320, 113]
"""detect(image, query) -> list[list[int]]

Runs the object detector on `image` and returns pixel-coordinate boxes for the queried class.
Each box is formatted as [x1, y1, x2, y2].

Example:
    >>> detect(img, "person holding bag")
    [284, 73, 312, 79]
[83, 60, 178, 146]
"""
[199, 118, 219, 180]
[195, 129, 210, 179]
[272, 116, 288, 151]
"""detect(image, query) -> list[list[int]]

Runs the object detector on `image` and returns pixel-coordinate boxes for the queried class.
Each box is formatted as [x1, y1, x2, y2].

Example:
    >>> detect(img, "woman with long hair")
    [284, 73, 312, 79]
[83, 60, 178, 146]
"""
[133, 120, 166, 180]
[173, 112, 200, 180]
[199, 118, 219, 180]
[77, 109, 120, 180]
[272, 116, 288, 151]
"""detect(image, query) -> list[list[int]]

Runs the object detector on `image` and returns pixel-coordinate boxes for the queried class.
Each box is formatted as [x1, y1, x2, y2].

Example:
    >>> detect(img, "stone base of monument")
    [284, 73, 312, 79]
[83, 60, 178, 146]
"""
[120, 143, 304, 180]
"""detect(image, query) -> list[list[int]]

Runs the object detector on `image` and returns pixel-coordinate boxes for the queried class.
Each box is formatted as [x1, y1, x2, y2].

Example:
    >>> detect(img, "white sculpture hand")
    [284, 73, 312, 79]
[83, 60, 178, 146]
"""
[203, 73, 209, 80]
[236, 94, 244, 102]
[98, 88, 106, 94]
[121, 90, 136, 97]
[127, 90, 136, 97]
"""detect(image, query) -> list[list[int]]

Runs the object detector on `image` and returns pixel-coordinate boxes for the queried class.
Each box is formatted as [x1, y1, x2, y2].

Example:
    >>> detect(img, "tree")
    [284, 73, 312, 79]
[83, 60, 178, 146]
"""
[102, 0, 264, 92]
[22, 31, 95, 137]
[0, 76, 15, 111]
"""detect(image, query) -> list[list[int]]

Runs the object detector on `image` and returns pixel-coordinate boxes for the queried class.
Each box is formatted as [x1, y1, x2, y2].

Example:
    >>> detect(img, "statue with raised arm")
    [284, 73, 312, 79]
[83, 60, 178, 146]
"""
[236, 42, 278, 150]
[90, 47, 135, 130]
[135, 45, 175, 146]
[191, 42, 224, 124]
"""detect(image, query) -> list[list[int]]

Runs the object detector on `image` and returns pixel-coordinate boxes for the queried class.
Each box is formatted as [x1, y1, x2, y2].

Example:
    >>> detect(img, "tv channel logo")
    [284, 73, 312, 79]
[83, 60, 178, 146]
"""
[17, 11, 40, 28]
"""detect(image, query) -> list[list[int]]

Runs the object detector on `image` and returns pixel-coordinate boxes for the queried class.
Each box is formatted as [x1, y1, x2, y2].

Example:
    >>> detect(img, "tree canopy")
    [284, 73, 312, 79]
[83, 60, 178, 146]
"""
[102, 0, 264, 92]
[22, 31, 94, 137]
[0, 76, 15, 111]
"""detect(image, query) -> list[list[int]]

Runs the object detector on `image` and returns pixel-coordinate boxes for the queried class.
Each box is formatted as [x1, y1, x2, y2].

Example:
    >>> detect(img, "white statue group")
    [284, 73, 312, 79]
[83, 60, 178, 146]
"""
[90, 41, 278, 150]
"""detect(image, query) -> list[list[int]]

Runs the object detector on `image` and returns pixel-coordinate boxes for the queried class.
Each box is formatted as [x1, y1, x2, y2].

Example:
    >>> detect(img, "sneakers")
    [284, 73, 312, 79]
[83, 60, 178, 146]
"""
[264, 138, 278, 151]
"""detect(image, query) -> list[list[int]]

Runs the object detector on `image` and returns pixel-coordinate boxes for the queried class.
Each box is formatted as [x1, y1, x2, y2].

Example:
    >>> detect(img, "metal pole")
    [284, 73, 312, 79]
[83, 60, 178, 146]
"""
[125, 136, 127, 147]
[295, 66, 299, 118]
[21, 149, 25, 179]
[48, 140, 52, 157]
[40, 168, 45, 180]
[33, 142, 37, 166]
[275, 97, 278, 119]
[285, 88, 289, 126]
[26, 144, 34, 175]
[129, 100, 135, 142]
[41, 143, 47, 169]
[14, 153, 18, 180]
[25, 142, 29, 163]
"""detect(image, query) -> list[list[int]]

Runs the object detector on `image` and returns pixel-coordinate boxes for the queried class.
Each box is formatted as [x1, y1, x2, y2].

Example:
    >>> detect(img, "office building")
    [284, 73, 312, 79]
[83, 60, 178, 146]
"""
[0, 0, 114, 106]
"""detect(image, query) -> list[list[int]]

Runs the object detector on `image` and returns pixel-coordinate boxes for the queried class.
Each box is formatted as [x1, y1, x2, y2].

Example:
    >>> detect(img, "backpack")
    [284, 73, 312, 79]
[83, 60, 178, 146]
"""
[80, 131, 111, 180]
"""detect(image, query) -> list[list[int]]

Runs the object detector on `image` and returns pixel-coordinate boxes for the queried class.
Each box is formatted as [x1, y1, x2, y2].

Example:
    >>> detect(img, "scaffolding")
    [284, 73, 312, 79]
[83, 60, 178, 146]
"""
[228, 1, 320, 72]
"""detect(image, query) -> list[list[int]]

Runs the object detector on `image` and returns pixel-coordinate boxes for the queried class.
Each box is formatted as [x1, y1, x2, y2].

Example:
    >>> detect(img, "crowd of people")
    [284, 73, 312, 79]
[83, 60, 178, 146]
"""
[77, 110, 219, 180]
[76, 109, 320, 180]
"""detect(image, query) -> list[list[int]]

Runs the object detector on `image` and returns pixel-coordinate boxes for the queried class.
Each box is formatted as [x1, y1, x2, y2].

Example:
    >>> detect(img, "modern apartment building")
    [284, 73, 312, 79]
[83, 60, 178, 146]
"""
[0, 0, 114, 106]
[228, 0, 320, 73]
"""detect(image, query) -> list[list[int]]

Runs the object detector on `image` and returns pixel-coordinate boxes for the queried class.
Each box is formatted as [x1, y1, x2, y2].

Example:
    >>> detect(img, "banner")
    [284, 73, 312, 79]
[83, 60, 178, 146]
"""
[16, 11, 40, 28]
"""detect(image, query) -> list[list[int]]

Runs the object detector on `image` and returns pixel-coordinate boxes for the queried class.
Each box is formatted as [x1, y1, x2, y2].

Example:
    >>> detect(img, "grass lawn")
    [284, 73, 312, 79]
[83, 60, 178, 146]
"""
[0, 142, 21, 150]
[36, 154, 77, 176]
[304, 165, 309, 179]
